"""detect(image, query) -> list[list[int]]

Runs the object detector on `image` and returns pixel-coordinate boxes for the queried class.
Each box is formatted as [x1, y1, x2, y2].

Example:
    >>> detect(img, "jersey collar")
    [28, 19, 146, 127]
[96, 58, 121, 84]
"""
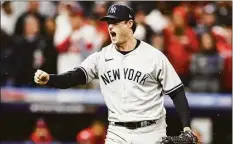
[115, 39, 141, 55]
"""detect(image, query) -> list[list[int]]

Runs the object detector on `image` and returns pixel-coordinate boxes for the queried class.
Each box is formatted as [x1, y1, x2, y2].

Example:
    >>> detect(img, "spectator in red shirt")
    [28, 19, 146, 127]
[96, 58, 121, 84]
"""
[213, 26, 232, 93]
[30, 118, 53, 144]
[55, 8, 103, 75]
[163, 6, 199, 87]
[77, 120, 106, 144]
[89, 2, 110, 47]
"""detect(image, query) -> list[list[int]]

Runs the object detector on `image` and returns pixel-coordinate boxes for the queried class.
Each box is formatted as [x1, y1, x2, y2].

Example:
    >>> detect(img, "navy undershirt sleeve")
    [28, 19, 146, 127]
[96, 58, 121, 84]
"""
[47, 67, 87, 89]
[168, 86, 191, 128]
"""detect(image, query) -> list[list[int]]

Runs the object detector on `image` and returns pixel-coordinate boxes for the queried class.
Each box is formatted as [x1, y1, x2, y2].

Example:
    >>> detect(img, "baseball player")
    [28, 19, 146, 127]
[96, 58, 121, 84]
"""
[34, 4, 196, 144]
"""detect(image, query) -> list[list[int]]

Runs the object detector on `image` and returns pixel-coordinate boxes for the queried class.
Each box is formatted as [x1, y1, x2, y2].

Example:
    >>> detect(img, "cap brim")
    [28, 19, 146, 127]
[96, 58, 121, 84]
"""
[100, 15, 119, 21]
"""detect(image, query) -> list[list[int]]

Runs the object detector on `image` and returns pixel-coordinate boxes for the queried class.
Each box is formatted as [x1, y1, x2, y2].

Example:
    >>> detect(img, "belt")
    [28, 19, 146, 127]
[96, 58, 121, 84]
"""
[109, 120, 157, 129]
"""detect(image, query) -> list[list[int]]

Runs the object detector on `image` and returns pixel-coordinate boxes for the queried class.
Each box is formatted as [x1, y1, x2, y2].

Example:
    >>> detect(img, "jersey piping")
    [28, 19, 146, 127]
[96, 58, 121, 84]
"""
[79, 66, 88, 84]
[164, 83, 183, 95]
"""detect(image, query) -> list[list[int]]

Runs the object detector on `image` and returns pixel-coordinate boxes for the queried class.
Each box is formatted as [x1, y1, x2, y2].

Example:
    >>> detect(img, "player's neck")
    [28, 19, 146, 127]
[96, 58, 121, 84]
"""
[117, 38, 137, 52]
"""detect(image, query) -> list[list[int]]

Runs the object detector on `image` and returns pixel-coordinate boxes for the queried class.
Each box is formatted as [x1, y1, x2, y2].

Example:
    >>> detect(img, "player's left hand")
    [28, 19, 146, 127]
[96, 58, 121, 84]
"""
[161, 127, 199, 144]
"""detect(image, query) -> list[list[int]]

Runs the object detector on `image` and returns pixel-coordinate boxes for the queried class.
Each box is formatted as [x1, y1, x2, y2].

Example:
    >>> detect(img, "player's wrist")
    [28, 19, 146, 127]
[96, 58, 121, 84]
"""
[46, 74, 55, 85]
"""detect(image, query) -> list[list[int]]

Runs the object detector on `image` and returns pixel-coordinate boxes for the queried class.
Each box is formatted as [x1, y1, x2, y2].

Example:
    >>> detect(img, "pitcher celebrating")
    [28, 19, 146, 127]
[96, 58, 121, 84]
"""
[35, 4, 196, 144]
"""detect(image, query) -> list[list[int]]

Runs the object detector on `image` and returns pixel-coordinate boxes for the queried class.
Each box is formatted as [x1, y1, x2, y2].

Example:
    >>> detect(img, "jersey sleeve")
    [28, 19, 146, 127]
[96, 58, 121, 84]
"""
[80, 52, 99, 83]
[156, 54, 183, 95]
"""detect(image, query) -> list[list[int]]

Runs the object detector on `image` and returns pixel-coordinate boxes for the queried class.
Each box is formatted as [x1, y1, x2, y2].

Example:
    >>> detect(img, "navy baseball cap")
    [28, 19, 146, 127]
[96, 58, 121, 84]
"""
[100, 4, 135, 21]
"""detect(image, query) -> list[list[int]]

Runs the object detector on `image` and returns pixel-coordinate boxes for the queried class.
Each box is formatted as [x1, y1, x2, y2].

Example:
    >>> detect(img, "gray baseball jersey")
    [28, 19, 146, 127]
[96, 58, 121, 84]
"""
[80, 40, 182, 122]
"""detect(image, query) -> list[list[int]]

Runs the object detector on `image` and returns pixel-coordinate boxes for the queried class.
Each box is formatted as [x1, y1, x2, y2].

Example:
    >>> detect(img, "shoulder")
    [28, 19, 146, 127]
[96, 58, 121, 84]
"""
[91, 43, 113, 58]
[99, 43, 113, 53]
[140, 40, 166, 59]
[139, 41, 171, 66]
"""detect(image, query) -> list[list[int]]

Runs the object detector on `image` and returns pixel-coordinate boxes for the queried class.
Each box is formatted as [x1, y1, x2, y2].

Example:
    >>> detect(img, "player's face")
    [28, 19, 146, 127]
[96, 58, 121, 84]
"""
[107, 19, 133, 45]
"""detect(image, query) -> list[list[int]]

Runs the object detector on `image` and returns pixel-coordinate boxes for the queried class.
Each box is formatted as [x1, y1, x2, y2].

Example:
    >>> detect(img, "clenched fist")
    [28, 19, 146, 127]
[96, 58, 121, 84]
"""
[34, 69, 50, 85]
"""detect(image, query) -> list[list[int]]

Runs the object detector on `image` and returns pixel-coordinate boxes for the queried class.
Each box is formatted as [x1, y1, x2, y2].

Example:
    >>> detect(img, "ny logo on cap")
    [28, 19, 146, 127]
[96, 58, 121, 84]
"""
[110, 6, 116, 13]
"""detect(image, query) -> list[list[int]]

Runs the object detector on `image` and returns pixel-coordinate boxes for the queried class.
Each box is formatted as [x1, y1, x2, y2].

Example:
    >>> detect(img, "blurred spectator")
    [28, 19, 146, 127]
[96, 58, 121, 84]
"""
[11, 1, 28, 17]
[0, 1, 231, 93]
[133, 7, 154, 43]
[179, 2, 206, 28]
[56, 8, 102, 74]
[215, 2, 232, 27]
[163, 6, 199, 87]
[189, 32, 223, 93]
[89, 1, 110, 47]
[0, 29, 14, 86]
[150, 32, 165, 52]
[91, 1, 108, 18]
[30, 118, 53, 144]
[195, 3, 217, 36]
[145, 1, 169, 33]
[54, 2, 74, 51]
[112, 1, 132, 7]
[39, 2, 57, 18]
[12, 15, 46, 87]
[192, 2, 205, 28]
[213, 25, 232, 93]
[79, 1, 95, 17]
[14, 1, 46, 36]
[41, 17, 58, 74]
[1, 1, 18, 36]
[0, 1, 17, 86]
[77, 120, 106, 144]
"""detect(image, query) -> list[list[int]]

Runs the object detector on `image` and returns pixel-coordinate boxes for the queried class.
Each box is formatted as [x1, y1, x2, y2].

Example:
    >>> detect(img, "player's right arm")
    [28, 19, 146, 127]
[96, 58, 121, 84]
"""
[34, 52, 99, 89]
[34, 68, 86, 89]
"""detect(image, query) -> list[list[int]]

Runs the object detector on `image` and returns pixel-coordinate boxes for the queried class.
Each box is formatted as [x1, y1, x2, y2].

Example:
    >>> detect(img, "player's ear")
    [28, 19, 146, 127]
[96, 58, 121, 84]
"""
[127, 20, 134, 28]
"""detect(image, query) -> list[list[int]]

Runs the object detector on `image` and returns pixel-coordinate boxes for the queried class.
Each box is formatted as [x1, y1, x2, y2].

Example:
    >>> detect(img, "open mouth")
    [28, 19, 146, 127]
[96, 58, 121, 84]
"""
[110, 31, 116, 37]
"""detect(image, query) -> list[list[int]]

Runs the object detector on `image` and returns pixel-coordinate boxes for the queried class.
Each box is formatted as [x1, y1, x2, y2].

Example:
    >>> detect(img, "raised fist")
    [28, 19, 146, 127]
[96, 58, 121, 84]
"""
[34, 69, 50, 85]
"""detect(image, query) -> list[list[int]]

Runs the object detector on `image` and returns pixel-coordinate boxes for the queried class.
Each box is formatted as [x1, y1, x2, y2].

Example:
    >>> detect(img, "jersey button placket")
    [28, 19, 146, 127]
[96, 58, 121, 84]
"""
[122, 57, 127, 99]
[121, 56, 128, 114]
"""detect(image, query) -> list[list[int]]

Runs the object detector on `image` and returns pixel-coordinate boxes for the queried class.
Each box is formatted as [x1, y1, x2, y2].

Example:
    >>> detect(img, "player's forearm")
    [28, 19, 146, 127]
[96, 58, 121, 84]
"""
[168, 86, 191, 128]
[47, 67, 86, 89]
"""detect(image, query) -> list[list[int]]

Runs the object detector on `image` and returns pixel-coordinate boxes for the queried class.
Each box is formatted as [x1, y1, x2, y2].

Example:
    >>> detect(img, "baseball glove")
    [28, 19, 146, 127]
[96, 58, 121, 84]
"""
[161, 131, 199, 144]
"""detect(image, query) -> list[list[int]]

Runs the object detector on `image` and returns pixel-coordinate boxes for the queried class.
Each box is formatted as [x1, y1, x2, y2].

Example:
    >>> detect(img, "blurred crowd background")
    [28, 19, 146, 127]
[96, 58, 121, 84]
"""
[1, 1, 232, 93]
[1, 1, 232, 144]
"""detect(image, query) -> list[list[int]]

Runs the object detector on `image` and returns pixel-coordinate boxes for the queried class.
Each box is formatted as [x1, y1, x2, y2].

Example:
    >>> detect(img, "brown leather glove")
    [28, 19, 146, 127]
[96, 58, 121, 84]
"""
[161, 131, 199, 144]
